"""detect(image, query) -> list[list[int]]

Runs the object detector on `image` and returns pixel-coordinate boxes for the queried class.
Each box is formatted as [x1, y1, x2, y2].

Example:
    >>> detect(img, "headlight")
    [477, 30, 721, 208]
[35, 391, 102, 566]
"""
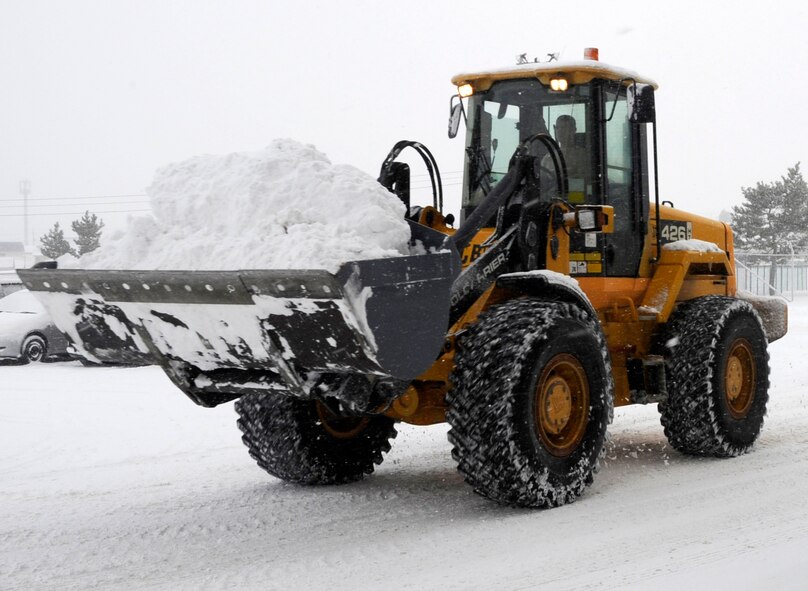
[550, 77, 569, 92]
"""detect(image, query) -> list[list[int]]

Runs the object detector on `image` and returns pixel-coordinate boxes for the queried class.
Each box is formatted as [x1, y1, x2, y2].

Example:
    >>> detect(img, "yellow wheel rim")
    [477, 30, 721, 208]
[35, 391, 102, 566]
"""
[725, 339, 755, 419]
[315, 402, 369, 440]
[535, 353, 590, 457]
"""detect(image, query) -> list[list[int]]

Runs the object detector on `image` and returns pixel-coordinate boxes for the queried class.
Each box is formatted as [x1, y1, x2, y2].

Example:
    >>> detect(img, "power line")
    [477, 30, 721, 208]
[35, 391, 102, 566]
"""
[410, 171, 464, 178]
[1, 192, 147, 202]
[19, 180, 31, 246]
[0, 200, 150, 210]
[410, 181, 464, 190]
[1, 193, 148, 204]
[0, 179, 464, 201]
[0, 208, 152, 218]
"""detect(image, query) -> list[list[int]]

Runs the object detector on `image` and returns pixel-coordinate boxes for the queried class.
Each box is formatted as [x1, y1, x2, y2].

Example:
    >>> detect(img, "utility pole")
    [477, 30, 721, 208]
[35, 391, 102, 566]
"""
[19, 180, 31, 247]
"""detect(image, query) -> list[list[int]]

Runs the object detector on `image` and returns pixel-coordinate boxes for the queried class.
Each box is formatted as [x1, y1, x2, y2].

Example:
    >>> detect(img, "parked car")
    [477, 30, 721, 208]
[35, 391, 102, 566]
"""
[0, 289, 70, 363]
[0, 270, 24, 298]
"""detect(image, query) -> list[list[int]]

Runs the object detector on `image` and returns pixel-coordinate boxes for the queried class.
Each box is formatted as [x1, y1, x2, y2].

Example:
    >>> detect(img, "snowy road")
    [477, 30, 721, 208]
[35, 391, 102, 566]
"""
[3, 298, 808, 590]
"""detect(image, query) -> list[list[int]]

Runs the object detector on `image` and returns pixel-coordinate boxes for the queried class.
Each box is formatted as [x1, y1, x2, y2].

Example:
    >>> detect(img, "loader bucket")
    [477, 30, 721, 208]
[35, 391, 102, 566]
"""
[19, 221, 460, 407]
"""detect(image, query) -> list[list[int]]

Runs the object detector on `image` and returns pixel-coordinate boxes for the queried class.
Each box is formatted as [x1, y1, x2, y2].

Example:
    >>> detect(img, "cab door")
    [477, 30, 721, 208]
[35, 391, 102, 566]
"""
[601, 85, 648, 276]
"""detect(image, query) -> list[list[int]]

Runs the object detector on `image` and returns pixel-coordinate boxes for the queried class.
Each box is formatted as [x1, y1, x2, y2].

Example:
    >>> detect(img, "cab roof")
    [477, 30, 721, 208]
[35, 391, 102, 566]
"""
[451, 60, 658, 92]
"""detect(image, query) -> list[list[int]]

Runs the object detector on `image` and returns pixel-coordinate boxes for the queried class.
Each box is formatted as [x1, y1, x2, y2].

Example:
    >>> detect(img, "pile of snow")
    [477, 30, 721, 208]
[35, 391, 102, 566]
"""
[738, 289, 789, 342]
[661, 239, 723, 253]
[70, 140, 412, 273]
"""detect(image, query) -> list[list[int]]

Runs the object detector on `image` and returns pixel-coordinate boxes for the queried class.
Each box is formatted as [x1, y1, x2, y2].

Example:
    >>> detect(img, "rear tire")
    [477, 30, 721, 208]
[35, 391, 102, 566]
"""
[659, 296, 769, 457]
[235, 392, 397, 485]
[447, 299, 613, 508]
[21, 335, 47, 364]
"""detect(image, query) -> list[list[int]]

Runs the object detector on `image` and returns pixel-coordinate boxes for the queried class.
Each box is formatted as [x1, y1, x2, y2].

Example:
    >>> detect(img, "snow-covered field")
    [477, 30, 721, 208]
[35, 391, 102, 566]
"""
[3, 297, 808, 591]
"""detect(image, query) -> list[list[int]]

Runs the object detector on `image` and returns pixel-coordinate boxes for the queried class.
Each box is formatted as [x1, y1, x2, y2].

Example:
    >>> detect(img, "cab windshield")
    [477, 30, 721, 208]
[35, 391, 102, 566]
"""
[462, 78, 594, 217]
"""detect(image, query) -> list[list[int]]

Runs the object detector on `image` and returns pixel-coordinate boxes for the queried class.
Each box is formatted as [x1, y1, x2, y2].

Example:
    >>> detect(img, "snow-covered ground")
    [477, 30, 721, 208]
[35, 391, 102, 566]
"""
[2, 297, 808, 590]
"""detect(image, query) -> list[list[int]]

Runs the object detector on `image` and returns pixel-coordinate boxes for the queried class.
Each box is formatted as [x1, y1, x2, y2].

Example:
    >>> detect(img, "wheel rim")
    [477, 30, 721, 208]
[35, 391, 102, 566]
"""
[534, 353, 590, 458]
[25, 339, 44, 362]
[724, 338, 755, 419]
[315, 402, 369, 440]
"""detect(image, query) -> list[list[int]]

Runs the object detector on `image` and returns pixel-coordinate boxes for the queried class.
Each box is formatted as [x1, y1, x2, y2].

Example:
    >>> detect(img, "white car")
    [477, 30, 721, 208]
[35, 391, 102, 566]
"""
[0, 289, 70, 363]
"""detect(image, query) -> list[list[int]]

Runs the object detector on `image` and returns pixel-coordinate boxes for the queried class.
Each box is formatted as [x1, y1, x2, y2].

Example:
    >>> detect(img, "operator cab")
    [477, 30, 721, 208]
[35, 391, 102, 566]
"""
[452, 54, 657, 277]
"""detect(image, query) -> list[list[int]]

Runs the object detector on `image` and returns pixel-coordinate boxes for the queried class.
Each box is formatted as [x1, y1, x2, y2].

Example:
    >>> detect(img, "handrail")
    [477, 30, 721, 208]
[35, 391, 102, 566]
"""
[734, 257, 794, 302]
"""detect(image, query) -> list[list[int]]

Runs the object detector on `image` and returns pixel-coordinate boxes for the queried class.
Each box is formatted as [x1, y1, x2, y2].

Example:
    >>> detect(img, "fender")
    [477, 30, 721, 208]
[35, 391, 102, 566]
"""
[496, 270, 598, 323]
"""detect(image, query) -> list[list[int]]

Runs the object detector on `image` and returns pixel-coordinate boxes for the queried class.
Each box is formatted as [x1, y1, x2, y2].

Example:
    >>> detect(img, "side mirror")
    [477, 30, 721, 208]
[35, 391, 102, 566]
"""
[448, 97, 463, 139]
[628, 83, 655, 124]
[572, 205, 615, 233]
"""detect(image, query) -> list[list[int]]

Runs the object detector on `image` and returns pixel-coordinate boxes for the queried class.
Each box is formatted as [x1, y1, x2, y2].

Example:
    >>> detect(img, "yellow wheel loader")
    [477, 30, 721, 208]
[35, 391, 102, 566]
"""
[20, 50, 787, 508]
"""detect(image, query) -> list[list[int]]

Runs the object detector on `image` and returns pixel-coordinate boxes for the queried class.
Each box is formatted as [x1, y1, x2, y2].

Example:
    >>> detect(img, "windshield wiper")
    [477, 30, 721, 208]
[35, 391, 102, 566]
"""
[466, 145, 493, 196]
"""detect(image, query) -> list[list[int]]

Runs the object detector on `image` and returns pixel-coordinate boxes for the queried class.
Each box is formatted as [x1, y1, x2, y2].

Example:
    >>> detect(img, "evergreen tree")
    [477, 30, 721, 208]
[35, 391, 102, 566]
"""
[731, 163, 808, 290]
[732, 163, 808, 252]
[39, 222, 75, 259]
[71, 210, 105, 255]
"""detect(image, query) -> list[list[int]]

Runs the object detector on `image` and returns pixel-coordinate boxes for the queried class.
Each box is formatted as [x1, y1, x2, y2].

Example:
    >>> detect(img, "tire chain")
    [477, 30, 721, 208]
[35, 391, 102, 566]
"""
[659, 296, 769, 457]
[447, 299, 613, 507]
[235, 392, 397, 485]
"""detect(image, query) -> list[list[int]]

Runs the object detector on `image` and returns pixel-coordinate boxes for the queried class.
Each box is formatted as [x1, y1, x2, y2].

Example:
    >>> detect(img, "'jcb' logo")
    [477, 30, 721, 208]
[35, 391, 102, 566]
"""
[461, 243, 490, 265]
[660, 221, 692, 243]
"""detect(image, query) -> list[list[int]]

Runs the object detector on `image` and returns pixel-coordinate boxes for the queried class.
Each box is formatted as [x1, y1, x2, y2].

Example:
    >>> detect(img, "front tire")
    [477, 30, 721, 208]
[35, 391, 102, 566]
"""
[659, 296, 769, 457]
[447, 299, 613, 508]
[235, 392, 397, 485]
[21, 335, 47, 364]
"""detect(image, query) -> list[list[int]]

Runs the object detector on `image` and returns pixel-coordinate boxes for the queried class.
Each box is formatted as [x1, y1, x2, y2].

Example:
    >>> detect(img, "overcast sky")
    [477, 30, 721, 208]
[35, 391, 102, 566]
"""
[1, 0, 806, 246]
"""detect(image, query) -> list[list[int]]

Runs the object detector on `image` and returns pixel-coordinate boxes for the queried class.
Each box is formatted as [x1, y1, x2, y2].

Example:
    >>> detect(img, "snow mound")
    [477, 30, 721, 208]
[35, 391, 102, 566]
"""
[662, 239, 722, 253]
[75, 139, 411, 272]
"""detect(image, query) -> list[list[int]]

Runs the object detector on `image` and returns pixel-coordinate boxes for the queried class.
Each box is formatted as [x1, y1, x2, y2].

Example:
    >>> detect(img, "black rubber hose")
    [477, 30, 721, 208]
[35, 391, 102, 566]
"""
[378, 140, 443, 212]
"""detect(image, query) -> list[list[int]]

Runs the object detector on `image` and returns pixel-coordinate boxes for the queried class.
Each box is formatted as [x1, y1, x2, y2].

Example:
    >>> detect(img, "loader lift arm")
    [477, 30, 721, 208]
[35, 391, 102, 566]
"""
[18, 136, 563, 411]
